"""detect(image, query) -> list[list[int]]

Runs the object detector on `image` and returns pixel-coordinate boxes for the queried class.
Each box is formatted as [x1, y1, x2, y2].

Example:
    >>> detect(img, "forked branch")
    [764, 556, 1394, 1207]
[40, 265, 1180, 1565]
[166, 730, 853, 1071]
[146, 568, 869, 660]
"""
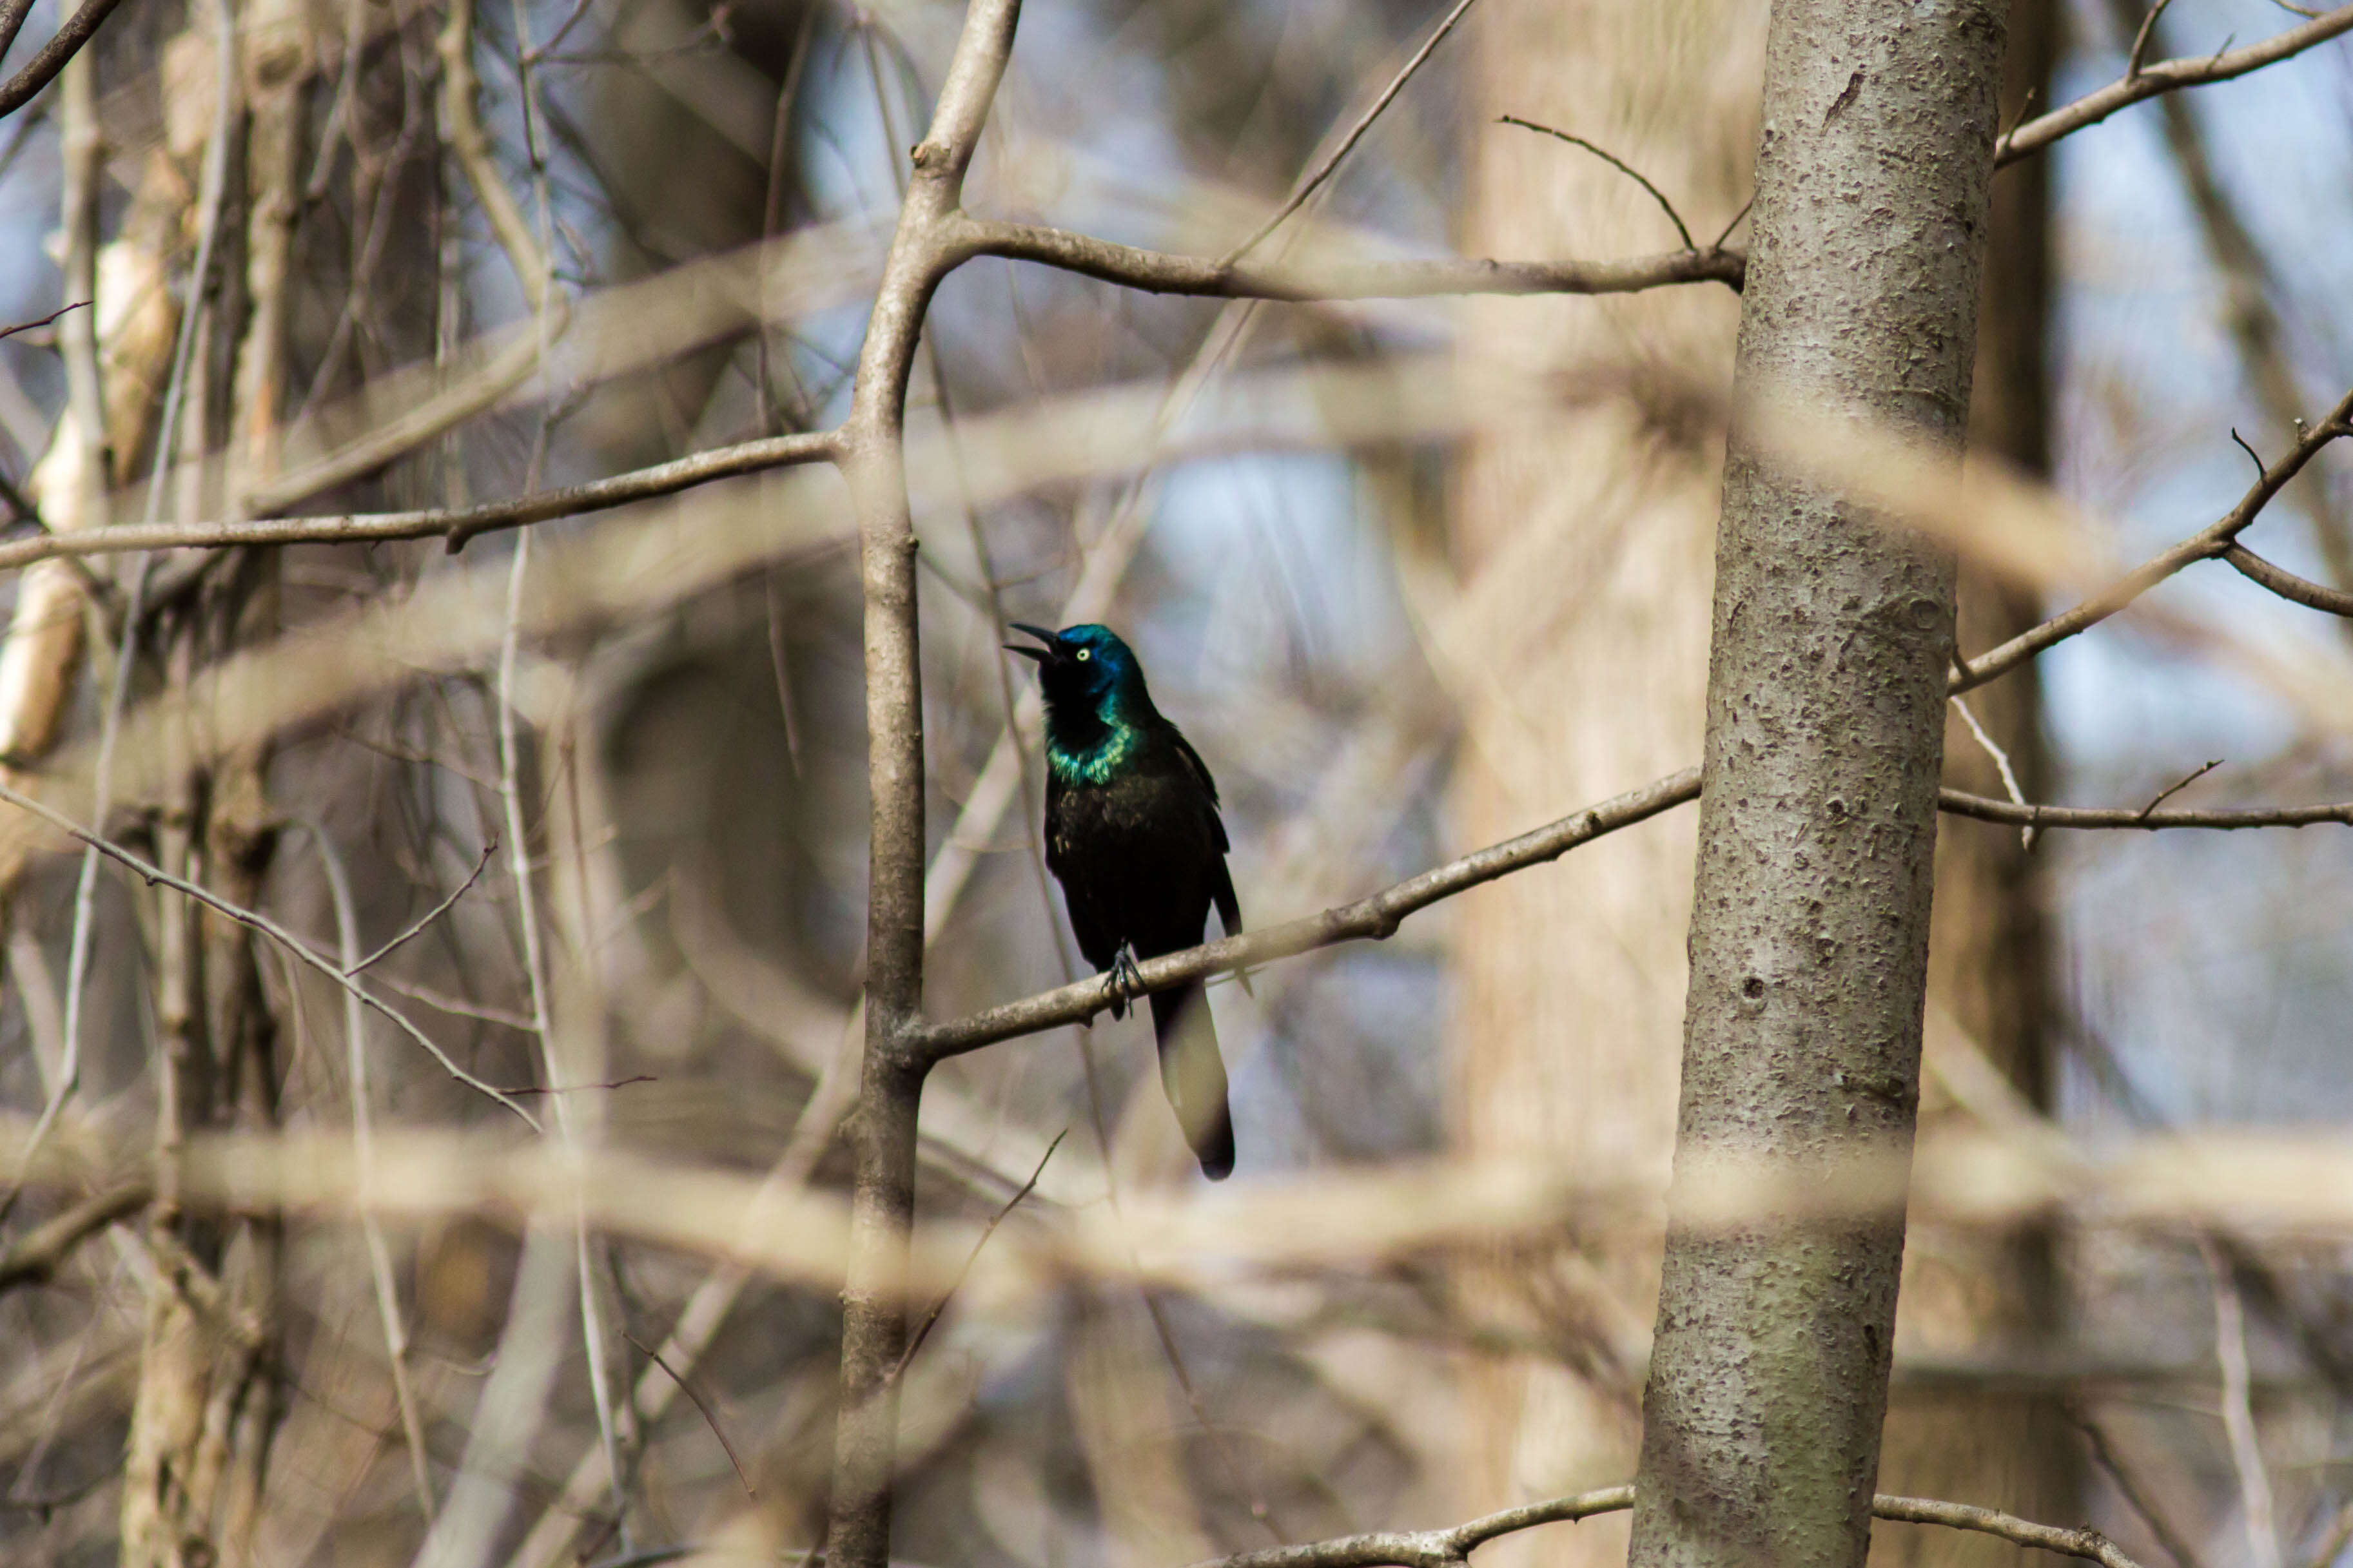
[1954, 385, 2353, 692]
[1182, 1486, 2149, 1568]
[1998, 5, 2353, 164]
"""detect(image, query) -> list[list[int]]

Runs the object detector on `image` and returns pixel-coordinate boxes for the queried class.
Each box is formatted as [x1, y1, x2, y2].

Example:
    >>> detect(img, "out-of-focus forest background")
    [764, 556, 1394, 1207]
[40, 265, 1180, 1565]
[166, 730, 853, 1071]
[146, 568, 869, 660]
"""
[0, 0, 2348, 1563]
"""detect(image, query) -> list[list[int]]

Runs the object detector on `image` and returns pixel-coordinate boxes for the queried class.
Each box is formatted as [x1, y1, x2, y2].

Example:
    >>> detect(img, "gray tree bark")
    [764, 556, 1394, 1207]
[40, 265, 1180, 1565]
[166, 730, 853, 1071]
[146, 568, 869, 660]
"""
[1628, 7, 2009, 1568]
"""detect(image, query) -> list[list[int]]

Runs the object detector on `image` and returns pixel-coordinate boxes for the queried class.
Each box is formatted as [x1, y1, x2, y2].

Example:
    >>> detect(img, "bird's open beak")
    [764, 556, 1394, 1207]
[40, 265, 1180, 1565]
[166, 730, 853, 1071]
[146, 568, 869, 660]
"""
[1004, 623, 1062, 664]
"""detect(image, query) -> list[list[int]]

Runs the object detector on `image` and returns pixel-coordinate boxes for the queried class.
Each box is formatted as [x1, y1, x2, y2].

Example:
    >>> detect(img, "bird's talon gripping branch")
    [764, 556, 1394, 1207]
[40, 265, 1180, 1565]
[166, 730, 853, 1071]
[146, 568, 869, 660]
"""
[1103, 943, 1147, 1017]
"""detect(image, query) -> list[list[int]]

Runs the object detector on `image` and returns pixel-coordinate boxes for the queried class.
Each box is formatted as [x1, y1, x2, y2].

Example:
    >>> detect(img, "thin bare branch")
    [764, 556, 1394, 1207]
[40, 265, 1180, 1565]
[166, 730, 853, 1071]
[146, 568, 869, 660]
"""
[1870, 1496, 2151, 1568]
[890, 1128, 1063, 1381]
[1998, 5, 2353, 164]
[0, 1181, 150, 1292]
[2136, 759, 2224, 818]
[2127, 0, 2178, 79]
[0, 0, 36, 68]
[436, 0, 547, 309]
[2224, 545, 2353, 616]
[955, 218, 1743, 300]
[2205, 1239, 2284, 1568]
[1937, 787, 2352, 831]
[2299, 1501, 2353, 1568]
[1953, 385, 2353, 692]
[347, 839, 496, 974]
[0, 428, 840, 571]
[0, 0, 132, 119]
[0, 299, 87, 342]
[1496, 115, 1696, 251]
[2070, 1410, 2208, 1568]
[919, 766, 1703, 1060]
[826, 0, 1026, 1563]
[622, 1333, 756, 1503]
[1181, 1487, 2151, 1568]
[0, 777, 541, 1125]
[1220, 0, 1482, 266]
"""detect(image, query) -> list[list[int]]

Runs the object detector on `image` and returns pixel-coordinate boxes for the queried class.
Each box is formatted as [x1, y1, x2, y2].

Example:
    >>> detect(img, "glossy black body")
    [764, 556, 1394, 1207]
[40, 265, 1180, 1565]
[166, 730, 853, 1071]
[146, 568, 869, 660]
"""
[1008, 623, 1241, 1179]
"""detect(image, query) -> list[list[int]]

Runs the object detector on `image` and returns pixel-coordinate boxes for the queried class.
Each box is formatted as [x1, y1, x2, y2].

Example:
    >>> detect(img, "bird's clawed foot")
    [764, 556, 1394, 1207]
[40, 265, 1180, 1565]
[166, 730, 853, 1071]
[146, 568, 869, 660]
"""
[1100, 943, 1146, 1019]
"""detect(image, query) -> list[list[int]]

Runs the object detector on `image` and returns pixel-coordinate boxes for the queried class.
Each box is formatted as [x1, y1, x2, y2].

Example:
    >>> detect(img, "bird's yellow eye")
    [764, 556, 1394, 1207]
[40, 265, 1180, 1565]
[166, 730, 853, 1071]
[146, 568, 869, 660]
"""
[1075, 648, 1091, 661]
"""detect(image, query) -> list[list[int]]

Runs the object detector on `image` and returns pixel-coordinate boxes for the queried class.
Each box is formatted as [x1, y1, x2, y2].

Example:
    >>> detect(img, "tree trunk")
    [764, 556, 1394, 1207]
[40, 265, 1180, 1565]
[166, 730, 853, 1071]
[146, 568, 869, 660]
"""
[1874, 5, 2078, 1564]
[1628, 8, 2006, 1568]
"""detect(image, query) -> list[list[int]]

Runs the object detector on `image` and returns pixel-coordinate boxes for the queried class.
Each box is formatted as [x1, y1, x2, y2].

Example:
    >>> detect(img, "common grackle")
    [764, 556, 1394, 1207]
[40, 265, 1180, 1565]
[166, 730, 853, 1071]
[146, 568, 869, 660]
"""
[1006, 623, 1242, 1179]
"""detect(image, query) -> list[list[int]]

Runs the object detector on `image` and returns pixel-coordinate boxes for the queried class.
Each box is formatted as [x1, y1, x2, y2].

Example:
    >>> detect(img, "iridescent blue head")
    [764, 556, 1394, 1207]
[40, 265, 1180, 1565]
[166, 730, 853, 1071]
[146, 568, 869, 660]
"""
[1005, 623, 1159, 773]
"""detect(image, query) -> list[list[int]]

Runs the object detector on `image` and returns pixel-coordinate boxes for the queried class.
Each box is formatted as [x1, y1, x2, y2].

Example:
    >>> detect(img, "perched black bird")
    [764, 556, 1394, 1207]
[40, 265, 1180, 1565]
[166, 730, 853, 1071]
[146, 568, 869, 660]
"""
[1006, 623, 1242, 1179]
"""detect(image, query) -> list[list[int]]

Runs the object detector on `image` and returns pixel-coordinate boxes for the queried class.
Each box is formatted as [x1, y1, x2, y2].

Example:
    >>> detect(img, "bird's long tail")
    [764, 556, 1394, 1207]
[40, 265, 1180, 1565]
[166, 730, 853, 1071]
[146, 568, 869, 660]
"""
[1149, 982, 1235, 1181]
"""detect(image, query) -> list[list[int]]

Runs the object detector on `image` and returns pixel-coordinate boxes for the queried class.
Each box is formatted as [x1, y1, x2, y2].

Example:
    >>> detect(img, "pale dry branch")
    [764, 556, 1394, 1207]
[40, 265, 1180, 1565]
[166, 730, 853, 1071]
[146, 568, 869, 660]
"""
[0, 1181, 150, 1292]
[2203, 1241, 2283, 1568]
[0, 300, 89, 342]
[1219, 0, 1481, 266]
[1953, 384, 2353, 692]
[1936, 788, 2353, 831]
[2126, 0, 2178, 80]
[17, 1120, 2353, 1304]
[892, 1128, 1064, 1381]
[826, 0, 1028, 1561]
[0, 428, 841, 570]
[347, 839, 497, 975]
[925, 750, 2353, 1065]
[623, 1332, 756, 1502]
[2299, 1502, 2353, 1568]
[2223, 545, 2353, 616]
[1180, 1488, 2149, 1568]
[920, 766, 1704, 1060]
[1496, 115, 1696, 251]
[0, 776, 540, 1124]
[954, 218, 1743, 300]
[437, 0, 547, 310]
[2070, 1412, 2207, 1568]
[1997, 5, 2353, 164]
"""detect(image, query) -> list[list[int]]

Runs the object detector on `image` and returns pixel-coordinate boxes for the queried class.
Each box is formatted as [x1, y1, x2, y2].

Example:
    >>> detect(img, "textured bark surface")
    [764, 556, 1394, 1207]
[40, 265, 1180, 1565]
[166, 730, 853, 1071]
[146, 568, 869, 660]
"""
[1449, 5, 1759, 1562]
[1875, 5, 2078, 1564]
[1628, 6, 2008, 1568]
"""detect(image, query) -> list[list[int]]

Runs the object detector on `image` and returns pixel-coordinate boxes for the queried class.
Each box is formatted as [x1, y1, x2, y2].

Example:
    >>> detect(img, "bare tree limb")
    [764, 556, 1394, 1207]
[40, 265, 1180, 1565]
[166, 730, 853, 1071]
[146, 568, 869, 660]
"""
[1997, 5, 2353, 164]
[0, 776, 541, 1125]
[825, 2, 1024, 1565]
[0, 0, 133, 119]
[347, 839, 497, 975]
[1937, 788, 2353, 831]
[2125, 0, 2178, 79]
[1496, 115, 1697, 251]
[1180, 1487, 2151, 1568]
[890, 1128, 1063, 1382]
[2203, 1239, 2284, 1568]
[921, 758, 2353, 1067]
[2223, 544, 2353, 616]
[919, 766, 1703, 1060]
[1870, 1496, 2151, 1568]
[0, 1181, 150, 1292]
[436, 0, 548, 310]
[0, 299, 88, 342]
[621, 1333, 756, 1503]
[1953, 385, 2353, 692]
[2069, 1409, 2207, 1568]
[953, 218, 1743, 300]
[0, 428, 841, 570]
[1219, 0, 1481, 266]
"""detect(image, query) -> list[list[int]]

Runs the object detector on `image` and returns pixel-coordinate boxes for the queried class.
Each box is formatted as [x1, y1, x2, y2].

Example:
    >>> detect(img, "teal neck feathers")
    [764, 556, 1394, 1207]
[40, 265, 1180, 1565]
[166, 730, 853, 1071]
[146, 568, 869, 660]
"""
[1044, 696, 1148, 787]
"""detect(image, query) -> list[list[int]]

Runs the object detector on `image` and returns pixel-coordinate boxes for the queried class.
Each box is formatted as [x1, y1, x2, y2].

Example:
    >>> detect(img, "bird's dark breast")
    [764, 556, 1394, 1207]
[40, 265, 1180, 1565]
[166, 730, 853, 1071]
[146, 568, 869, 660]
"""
[1045, 769, 1219, 968]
